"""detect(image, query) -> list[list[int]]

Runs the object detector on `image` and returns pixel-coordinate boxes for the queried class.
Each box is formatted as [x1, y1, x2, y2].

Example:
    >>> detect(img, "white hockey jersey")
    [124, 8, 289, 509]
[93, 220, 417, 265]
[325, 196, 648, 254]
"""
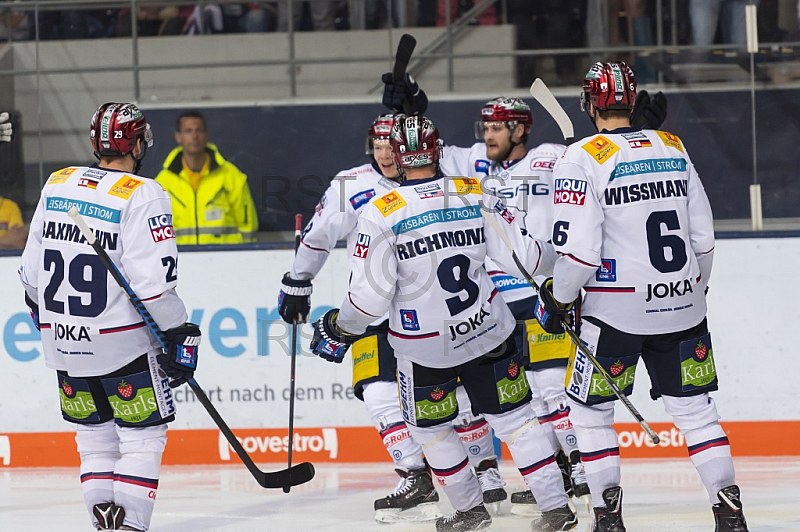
[550, 128, 715, 335]
[440, 142, 566, 303]
[337, 176, 557, 368]
[19, 165, 188, 377]
[290, 162, 399, 280]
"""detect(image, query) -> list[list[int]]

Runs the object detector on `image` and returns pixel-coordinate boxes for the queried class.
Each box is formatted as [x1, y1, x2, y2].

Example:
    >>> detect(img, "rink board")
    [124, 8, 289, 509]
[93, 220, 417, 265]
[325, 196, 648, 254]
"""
[1, 237, 798, 467]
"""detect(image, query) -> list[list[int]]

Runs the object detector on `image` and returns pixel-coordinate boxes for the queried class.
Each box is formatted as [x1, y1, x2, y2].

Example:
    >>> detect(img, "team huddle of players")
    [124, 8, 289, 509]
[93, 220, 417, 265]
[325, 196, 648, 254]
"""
[280, 62, 750, 532]
[18, 61, 749, 532]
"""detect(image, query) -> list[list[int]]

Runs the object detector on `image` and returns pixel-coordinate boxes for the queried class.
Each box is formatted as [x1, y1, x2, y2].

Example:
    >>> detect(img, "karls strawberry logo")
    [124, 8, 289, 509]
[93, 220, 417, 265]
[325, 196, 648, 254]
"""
[62, 380, 74, 397]
[508, 361, 519, 378]
[117, 380, 134, 399]
[430, 388, 445, 401]
[695, 341, 708, 360]
[609, 361, 625, 377]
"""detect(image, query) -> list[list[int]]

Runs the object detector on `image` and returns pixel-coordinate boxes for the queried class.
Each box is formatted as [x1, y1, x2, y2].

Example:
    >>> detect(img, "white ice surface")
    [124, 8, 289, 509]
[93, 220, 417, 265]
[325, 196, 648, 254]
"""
[1, 457, 797, 531]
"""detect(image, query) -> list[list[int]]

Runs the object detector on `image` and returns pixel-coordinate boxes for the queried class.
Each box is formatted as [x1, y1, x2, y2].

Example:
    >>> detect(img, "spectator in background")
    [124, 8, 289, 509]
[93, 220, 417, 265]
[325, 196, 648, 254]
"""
[0, 112, 11, 142]
[156, 111, 258, 245]
[0, 194, 27, 250]
[117, 5, 187, 37]
[278, 1, 336, 31]
[690, 0, 757, 46]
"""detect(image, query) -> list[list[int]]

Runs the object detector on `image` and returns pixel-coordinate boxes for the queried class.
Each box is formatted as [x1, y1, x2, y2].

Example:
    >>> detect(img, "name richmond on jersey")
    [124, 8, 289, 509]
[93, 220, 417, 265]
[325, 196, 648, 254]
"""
[396, 227, 484, 261]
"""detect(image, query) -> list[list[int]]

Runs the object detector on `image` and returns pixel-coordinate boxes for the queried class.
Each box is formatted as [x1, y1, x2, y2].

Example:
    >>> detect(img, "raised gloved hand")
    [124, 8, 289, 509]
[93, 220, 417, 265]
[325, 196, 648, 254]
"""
[278, 272, 312, 324]
[0, 112, 12, 142]
[381, 72, 428, 115]
[160, 323, 201, 388]
[310, 309, 359, 363]
[534, 278, 580, 335]
[630, 90, 667, 130]
[25, 293, 40, 331]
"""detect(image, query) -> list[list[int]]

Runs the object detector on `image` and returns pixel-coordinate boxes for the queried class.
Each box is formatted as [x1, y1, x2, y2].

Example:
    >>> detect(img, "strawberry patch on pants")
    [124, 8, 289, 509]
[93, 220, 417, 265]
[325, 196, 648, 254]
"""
[679, 333, 718, 393]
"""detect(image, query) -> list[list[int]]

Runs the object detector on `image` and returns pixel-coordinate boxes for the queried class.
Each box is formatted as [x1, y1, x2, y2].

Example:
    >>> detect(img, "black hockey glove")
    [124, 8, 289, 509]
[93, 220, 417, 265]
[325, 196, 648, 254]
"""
[630, 90, 668, 129]
[24, 293, 40, 331]
[534, 278, 580, 335]
[310, 309, 359, 364]
[160, 322, 201, 388]
[278, 273, 312, 324]
[381, 72, 428, 115]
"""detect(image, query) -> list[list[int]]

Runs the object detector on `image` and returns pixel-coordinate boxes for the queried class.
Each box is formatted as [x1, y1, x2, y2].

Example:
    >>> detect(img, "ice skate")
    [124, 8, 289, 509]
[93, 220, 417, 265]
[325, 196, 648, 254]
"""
[435, 504, 492, 531]
[475, 458, 507, 513]
[530, 504, 578, 531]
[374, 466, 442, 523]
[713, 485, 749, 532]
[510, 489, 540, 517]
[569, 451, 591, 513]
[590, 486, 625, 532]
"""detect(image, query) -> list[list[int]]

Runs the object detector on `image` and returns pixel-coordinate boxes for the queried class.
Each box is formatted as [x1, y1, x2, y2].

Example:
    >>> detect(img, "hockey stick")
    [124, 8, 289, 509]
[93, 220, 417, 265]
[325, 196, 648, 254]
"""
[67, 207, 316, 488]
[529, 78, 575, 146]
[392, 33, 417, 116]
[284, 213, 303, 493]
[481, 210, 660, 444]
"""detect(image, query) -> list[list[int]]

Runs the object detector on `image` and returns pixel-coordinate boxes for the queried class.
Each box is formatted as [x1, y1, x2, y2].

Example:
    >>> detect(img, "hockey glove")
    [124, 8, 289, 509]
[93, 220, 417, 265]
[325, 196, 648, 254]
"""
[310, 309, 359, 364]
[381, 72, 428, 115]
[534, 278, 580, 335]
[0, 112, 11, 143]
[160, 322, 201, 388]
[24, 293, 40, 331]
[630, 90, 668, 130]
[278, 273, 312, 324]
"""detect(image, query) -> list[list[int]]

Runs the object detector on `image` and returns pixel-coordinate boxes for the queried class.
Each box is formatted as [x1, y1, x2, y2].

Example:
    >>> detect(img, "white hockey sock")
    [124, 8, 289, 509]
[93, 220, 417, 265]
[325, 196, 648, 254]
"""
[407, 424, 483, 512]
[484, 407, 567, 512]
[569, 399, 621, 505]
[363, 381, 425, 469]
[454, 386, 495, 466]
[114, 424, 167, 531]
[530, 394, 560, 450]
[76, 421, 121, 526]
[541, 404, 579, 457]
[663, 394, 735, 504]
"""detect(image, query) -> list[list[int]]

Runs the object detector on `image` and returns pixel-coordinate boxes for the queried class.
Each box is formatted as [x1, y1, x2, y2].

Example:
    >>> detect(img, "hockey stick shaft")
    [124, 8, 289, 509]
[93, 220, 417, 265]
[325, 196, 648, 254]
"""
[481, 211, 660, 444]
[284, 213, 303, 493]
[392, 33, 417, 115]
[529, 78, 575, 146]
[67, 207, 315, 488]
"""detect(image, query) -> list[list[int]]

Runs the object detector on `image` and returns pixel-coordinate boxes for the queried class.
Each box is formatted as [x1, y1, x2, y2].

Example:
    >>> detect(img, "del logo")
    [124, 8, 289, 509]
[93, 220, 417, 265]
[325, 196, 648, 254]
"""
[596, 258, 616, 282]
[353, 233, 370, 259]
[554, 178, 587, 205]
[494, 200, 515, 224]
[531, 159, 555, 170]
[349, 189, 376, 210]
[148, 214, 175, 242]
[400, 309, 420, 331]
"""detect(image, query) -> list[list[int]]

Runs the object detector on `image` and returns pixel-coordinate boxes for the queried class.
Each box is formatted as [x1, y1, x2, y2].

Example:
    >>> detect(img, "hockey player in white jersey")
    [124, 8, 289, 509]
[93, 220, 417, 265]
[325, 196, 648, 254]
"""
[19, 103, 201, 532]
[309, 114, 578, 532]
[535, 62, 748, 532]
[278, 114, 442, 523]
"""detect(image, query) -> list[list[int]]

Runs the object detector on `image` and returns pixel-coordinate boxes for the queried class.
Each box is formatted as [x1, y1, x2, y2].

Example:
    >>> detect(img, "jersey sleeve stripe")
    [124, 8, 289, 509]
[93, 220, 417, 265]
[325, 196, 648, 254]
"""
[347, 293, 381, 318]
[99, 322, 147, 334]
[301, 241, 329, 253]
[584, 287, 635, 293]
[389, 329, 441, 340]
[140, 294, 161, 302]
[558, 251, 600, 268]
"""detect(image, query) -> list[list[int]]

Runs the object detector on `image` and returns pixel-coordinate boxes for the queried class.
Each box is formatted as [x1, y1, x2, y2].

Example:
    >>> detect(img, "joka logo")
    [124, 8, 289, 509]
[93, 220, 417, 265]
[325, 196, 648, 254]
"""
[554, 178, 587, 205]
[148, 214, 175, 243]
[400, 309, 420, 331]
[353, 233, 370, 259]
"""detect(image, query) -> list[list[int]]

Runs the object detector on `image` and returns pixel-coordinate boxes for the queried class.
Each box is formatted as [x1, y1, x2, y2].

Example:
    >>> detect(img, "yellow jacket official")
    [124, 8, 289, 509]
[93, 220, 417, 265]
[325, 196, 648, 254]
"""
[156, 144, 258, 245]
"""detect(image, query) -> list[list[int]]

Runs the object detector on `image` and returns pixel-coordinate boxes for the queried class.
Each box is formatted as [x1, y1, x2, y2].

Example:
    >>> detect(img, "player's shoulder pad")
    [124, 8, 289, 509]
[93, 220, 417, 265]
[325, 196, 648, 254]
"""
[372, 188, 408, 217]
[580, 134, 621, 165]
[334, 162, 378, 182]
[653, 130, 684, 153]
[529, 142, 566, 159]
[45, 166, 81, 185]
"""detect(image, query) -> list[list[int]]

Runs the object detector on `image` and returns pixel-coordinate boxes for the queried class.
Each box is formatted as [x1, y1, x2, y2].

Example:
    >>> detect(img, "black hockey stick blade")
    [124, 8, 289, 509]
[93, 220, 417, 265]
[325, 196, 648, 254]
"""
[392, 34, 417, 115]
[67, 206, 317, 489]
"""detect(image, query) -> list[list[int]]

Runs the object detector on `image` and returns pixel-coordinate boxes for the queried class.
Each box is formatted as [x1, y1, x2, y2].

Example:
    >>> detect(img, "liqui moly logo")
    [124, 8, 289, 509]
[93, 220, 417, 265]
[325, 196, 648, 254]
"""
[353, 233, 370, 259]
[554, 178, 587, 205]
[148, 214, 175, 242]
